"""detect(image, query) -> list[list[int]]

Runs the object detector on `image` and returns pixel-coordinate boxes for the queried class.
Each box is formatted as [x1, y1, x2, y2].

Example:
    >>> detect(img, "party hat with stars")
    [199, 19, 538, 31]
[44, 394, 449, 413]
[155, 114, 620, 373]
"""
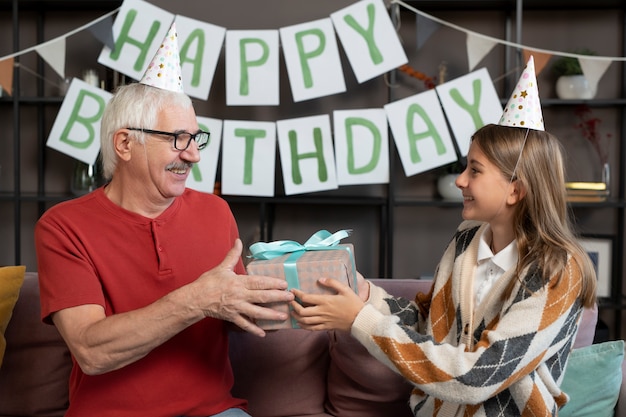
[140, 21, 184, 92]
[498, 56, 544, 131]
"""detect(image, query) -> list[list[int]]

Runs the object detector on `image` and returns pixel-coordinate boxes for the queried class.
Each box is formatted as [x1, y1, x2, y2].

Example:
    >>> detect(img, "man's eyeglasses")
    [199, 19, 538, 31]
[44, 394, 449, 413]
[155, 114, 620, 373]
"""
[127, 127, 210, 151]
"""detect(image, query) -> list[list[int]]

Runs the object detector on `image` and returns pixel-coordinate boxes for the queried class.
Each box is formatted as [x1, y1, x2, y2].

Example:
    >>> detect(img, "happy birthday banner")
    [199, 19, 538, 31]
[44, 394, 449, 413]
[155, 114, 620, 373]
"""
[44, 0, 507, 196]
[3, 0, 620, 196]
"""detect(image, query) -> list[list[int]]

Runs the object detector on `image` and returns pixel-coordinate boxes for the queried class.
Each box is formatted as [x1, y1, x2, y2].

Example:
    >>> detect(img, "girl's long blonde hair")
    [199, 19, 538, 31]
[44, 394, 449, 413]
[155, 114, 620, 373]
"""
[472, 124, 596, 307]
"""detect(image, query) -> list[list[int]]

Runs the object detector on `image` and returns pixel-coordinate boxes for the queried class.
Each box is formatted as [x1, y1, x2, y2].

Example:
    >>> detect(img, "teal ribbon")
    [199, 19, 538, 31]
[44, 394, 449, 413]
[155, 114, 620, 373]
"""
[249, 228, 358, 294]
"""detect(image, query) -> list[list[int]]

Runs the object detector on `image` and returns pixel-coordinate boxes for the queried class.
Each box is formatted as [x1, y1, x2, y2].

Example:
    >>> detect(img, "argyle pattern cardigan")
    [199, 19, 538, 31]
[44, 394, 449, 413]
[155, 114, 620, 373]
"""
[352, 220, 584, 417]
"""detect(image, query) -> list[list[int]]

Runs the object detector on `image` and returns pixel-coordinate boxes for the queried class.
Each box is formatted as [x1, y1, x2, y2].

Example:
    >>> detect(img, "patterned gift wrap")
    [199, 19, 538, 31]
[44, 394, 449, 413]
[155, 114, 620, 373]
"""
[246, 230, 357, 330]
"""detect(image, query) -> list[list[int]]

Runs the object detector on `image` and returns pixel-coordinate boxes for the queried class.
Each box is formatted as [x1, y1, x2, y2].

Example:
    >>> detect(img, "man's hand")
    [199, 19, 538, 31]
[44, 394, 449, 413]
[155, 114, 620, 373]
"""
[187, 239, 294, 337]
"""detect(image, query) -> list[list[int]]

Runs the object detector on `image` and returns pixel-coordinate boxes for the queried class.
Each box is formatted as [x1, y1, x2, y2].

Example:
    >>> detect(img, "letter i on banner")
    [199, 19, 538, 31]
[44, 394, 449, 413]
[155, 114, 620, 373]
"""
[226, 30, 280, 106]
[46, 79, 112, 165]
[276, 115, 338, 195]
[331, 0, 408, 83]
[97, 0, 174, 82]
[435, 68, 502, 156]
[220, 120, 277, 197]
[333, 109, 389, 185]
[185, 117, 223, 194]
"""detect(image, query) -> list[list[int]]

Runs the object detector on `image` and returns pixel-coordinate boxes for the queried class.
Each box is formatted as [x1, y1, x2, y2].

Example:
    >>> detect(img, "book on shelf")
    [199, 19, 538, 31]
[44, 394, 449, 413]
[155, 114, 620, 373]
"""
[565, 182, 609, 202]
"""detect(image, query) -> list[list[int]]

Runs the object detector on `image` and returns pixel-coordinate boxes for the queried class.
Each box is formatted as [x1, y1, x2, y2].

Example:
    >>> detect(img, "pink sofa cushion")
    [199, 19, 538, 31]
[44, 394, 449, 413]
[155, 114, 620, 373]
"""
[326, 329, 413, 417]
[0, 272, 72, 417]
[324, 279, 429, 417]
[229, 328, 331, 417]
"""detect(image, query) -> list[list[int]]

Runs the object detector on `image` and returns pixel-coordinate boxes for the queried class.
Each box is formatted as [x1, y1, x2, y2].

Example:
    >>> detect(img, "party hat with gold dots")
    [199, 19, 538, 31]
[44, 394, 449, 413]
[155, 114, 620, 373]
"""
[140, 21, 184, 92]
[498, 56, 544, 131]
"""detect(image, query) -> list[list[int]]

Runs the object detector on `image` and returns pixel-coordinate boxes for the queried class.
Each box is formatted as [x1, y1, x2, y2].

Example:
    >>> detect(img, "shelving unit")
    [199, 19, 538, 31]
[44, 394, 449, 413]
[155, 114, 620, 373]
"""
[2, 0, 626, 337]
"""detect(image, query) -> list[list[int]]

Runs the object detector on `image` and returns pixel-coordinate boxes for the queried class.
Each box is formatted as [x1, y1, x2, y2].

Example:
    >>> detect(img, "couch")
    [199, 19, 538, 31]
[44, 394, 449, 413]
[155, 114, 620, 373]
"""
[0, 271, 622, 417]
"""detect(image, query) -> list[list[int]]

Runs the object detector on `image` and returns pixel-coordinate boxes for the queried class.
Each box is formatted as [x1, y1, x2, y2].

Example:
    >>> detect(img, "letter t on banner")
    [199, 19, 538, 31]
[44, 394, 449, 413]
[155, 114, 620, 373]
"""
[331, 0, 407, 83]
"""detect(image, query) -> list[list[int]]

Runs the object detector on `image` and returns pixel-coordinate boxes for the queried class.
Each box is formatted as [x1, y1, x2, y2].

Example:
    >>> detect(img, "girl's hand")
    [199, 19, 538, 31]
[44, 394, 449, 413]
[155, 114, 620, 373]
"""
[290, 278, 365, 332]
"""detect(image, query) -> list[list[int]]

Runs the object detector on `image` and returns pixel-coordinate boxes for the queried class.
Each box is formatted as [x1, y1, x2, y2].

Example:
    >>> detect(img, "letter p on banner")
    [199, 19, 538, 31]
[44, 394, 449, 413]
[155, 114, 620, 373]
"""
[47, 78, 112, 165]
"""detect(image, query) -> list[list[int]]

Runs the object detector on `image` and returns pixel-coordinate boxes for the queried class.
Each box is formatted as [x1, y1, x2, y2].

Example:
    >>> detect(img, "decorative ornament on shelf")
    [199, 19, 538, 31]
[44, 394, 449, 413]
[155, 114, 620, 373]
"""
[436, 159, 466, 202]
[552, 49, 597, 100]
[566, 105, 612, 202]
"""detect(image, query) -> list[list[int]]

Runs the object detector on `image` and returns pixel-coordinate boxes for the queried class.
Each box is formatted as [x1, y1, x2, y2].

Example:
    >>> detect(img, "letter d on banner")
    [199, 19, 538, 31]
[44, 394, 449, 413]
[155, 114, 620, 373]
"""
[47, 79, 112, 165]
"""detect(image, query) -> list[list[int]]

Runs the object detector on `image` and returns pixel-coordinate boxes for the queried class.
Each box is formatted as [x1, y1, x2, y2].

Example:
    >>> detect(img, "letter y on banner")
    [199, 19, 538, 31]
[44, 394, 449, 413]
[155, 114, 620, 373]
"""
[435, 67, 502, 156]
[331, 0, 407, 83]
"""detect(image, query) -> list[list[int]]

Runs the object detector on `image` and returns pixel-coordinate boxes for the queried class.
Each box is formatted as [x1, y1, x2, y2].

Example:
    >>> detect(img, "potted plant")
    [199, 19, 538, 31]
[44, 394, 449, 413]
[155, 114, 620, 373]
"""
[552, 48, 597, 99]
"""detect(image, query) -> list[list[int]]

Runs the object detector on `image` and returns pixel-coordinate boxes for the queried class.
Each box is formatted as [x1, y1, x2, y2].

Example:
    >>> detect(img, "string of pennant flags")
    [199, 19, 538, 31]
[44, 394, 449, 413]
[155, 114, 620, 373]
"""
[0, 0, 624, 97]
[2, 0, 624, 198]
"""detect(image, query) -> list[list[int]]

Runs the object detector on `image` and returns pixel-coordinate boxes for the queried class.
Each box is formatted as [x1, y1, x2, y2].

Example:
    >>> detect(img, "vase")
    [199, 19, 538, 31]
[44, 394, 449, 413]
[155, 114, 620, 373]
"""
[602, 162, 611, 195]
[556, 75, 596, 100]
[437, 174, 463, 201]
[71, 161, 102, 196]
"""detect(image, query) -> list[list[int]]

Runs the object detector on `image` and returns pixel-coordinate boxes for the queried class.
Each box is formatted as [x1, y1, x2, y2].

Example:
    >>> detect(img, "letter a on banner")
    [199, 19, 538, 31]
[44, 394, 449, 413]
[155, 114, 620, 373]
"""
[331, 0, 407, 83]
[98, 0, 174, 82]
[435, 67, 502, 156]
[175, 16, 226, 101]
[385, 89, 458, 177]
[46, 79, 112, 165]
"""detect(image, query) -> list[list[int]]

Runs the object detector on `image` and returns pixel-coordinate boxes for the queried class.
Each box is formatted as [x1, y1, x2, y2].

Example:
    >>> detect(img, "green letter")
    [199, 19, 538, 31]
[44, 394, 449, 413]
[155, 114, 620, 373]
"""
[345, 117, 381, 174]
[179, 29, 206, 88]
[289, 128, 328, 185]
[449, 78, 484, 130]
[295, 29, 326, 88]
[343, 3, 382, 65]
[405, 104, 446, 163]
[59, 90, 107, 149]
[235, 128, 267, 185]
[109, 10, 161, 72]
[239, 38, 269, 96]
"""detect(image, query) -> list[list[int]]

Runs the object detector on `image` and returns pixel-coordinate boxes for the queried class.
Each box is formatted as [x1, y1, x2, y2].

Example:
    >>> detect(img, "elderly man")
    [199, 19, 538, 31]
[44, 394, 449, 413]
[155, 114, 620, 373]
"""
[35, 24, 293, 417]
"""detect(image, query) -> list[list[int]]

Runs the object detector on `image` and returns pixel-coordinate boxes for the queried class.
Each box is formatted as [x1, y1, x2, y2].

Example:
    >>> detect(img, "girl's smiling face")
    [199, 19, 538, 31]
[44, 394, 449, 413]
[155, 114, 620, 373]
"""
[455, 141, 517, 227]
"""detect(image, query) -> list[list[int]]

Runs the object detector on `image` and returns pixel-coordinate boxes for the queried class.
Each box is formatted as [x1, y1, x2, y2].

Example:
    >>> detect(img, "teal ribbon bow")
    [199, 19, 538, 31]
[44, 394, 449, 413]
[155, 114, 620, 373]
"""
[249, 229, 358, 307]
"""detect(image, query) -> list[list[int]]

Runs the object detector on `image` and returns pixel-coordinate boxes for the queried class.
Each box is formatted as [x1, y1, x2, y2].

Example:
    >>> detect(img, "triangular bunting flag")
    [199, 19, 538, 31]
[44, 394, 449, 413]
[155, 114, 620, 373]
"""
[523, 49, 552, 75]
[88, 14, 116, 50]
[416, 14, 440, 51]
[579, 57, 612, 96]
[35, 38, 66, 79]
[466, 33, 497, 71]
[0, 58, 14, 96]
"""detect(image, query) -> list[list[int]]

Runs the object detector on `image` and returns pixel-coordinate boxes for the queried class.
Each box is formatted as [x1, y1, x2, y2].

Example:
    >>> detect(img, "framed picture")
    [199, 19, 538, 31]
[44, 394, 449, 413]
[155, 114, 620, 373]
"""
[578, 236, 613, 298]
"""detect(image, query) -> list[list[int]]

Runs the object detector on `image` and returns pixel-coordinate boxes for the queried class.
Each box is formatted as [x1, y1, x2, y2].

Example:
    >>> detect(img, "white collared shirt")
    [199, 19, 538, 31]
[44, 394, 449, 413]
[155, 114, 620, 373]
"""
[474, 226, 518, 309]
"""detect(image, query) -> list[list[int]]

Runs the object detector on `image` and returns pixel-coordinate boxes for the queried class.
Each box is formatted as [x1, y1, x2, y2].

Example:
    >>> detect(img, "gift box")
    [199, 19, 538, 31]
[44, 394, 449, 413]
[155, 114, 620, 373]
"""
[246, 230, 357, 330]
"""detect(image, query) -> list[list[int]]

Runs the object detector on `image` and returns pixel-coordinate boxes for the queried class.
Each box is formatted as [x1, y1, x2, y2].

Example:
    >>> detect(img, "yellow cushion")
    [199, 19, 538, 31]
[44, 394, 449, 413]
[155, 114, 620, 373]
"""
[0, 266, 26, 367]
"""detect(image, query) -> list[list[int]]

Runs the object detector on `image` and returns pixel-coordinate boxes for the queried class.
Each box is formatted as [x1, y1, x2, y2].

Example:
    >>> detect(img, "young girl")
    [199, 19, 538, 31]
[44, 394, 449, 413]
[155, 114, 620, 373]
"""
[291, 59, 597, 416]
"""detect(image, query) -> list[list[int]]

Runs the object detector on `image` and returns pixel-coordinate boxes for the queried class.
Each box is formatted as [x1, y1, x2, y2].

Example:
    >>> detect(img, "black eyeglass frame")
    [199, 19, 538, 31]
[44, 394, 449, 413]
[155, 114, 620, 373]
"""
[126, 127, 210, 151]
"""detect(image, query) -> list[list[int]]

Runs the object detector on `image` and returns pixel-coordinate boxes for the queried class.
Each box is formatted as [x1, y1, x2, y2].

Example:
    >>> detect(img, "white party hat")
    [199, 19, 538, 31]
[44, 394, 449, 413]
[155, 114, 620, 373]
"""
[498, 56, 544, 131]
[140, 21, 184, 92]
